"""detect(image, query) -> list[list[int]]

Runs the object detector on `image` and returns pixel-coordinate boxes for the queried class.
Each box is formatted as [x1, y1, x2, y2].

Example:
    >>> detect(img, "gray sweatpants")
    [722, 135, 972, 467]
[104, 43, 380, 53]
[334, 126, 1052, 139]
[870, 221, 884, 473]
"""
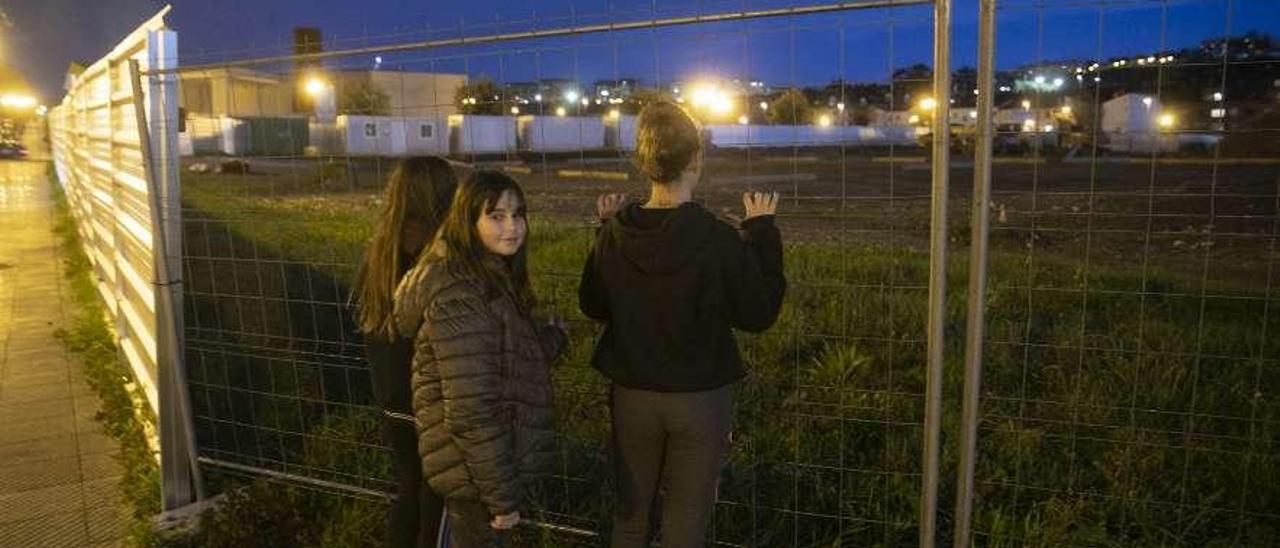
[609, 383, 733, 548]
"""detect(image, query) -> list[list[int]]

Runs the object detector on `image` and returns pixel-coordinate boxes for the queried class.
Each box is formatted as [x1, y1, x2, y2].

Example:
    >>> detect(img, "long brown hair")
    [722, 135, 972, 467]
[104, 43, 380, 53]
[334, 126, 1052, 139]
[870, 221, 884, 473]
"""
[430, 170, 536, 312]
[353, 156, 457, 337]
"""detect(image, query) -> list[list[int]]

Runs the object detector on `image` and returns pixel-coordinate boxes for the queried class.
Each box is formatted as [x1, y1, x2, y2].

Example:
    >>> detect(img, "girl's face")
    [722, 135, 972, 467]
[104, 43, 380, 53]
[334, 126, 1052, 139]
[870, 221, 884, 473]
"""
[475, 189, 526, 256]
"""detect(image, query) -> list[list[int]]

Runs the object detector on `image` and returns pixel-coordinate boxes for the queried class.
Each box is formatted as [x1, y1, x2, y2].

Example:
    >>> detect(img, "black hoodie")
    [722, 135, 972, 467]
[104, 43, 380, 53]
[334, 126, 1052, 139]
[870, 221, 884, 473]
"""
[578, 201, 786, 391]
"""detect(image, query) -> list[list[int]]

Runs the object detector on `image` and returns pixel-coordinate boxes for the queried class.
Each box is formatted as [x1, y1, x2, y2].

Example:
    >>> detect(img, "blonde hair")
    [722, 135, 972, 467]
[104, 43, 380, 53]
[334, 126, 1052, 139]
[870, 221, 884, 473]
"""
[633, 101, 702, 184]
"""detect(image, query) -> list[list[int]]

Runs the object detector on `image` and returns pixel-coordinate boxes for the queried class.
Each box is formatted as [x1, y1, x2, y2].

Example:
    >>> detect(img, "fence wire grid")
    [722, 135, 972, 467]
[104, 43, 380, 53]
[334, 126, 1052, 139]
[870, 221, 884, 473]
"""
[150, 0, 1280, 546]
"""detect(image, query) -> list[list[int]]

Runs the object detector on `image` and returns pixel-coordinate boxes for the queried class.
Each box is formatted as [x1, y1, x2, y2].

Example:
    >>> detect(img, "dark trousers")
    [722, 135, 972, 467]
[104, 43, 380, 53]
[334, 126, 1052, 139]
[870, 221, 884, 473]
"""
[444, 499, 512, 548]
[383, 415, 446, 548]
[610, 384, 733, 548]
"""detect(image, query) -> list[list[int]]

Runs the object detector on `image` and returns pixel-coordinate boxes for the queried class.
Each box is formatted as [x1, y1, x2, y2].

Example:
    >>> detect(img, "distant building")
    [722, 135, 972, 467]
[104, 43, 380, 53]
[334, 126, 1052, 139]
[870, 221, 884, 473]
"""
[1101, 93, 1163, 133]
[179, 67, 294, 117]
[329, 70, 467, 117]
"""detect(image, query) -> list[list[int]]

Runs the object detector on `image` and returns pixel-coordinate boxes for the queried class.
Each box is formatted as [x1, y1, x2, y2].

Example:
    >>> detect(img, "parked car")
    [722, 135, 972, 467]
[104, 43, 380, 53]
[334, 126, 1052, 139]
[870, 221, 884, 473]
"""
[0, 141, 27, 159]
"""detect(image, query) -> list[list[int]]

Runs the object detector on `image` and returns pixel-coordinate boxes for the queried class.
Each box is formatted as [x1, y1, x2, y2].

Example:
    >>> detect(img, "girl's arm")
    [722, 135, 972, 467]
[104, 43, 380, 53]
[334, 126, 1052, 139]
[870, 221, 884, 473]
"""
[577, 236, 611, 321]
[427, 280, 521, 517]
[722, 215, 786, 333]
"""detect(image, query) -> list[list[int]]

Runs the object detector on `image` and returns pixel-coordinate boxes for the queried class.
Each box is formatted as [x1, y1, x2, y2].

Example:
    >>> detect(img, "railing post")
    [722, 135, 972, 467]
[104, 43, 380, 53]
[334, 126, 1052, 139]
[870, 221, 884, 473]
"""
[952, 0, 996, 546]
[921, 0, 952, 546]
[131, 49, 204, 511]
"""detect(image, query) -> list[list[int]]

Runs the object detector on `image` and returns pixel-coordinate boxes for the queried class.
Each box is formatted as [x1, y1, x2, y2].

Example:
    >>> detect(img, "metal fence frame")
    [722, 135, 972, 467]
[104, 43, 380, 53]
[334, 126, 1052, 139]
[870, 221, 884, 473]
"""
[48, 1, 1070, 545]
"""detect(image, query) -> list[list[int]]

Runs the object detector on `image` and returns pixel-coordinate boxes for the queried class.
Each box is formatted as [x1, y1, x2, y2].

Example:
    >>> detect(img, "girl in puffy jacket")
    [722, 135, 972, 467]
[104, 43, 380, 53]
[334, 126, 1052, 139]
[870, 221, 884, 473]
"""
[352, 156, 456, 548]
[394, 170, 566, 547]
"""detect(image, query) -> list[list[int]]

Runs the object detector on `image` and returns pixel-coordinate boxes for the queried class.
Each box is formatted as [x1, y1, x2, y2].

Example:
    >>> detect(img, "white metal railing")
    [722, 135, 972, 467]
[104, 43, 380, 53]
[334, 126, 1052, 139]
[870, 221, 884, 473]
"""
[49, 5, 201, 511]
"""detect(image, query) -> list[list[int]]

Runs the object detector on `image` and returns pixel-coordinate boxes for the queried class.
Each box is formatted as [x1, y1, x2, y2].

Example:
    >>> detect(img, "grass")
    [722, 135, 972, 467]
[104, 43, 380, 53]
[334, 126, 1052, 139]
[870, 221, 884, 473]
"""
[176, 169, 1279, 547]
[48, 165, 163, 547]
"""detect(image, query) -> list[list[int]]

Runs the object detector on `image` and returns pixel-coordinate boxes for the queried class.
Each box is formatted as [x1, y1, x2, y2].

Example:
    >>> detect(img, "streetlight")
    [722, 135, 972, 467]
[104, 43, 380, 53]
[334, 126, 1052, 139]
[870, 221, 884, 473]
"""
[555, 106, 567, 117]
[1021, 99, 1031, 110]
[817, 114, 832, 127]
[564, 90, 580, 103]
[510, 106, 520, 115]
[919, 97, 937, 111]
[608, 109, 620, 119]
[1158, 113, 1176, 129]
[1212, 92, 1223, 102]
[738, 115, 749, 125]
[759, 101, 769, 111]
[304, 77, 327, 97]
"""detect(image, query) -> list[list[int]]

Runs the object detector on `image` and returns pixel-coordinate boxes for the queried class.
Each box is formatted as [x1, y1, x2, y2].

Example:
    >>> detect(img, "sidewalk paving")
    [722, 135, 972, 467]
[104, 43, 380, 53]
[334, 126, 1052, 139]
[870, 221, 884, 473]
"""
[0, 160, 131, 548]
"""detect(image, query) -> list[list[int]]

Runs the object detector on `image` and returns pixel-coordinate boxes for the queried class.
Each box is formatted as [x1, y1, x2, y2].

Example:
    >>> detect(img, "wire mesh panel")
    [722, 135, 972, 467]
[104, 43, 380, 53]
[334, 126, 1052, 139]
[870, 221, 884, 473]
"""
[165, 1, 948, 545]
[969, 0, 1279, 545]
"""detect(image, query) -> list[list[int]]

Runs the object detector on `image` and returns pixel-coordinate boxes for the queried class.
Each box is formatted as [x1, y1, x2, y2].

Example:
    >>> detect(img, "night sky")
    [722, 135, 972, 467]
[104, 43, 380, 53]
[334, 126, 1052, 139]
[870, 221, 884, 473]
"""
[5, 0, 1280, 102]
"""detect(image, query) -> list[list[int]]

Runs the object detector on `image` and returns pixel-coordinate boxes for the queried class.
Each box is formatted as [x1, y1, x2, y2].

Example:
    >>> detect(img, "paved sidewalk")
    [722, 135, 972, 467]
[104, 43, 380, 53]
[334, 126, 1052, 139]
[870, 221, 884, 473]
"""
[0, 160, 130, 548]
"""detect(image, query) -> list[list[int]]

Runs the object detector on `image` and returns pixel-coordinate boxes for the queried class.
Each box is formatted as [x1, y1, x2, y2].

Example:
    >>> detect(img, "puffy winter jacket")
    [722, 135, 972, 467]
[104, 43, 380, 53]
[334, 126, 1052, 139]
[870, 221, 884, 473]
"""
[393, 256, 564, 516]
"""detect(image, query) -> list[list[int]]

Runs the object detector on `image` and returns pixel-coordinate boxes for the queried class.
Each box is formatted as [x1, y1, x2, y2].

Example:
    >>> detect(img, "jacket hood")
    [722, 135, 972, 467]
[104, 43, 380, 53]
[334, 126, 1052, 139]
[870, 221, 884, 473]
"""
[604, 202, 716, 274]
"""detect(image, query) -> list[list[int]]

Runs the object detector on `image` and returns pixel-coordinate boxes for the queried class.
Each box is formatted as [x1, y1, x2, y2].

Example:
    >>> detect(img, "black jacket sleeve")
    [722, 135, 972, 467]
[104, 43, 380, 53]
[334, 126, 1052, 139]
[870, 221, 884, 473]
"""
[721, 215, 786, 332]
[425, 281, 521, 516]
[578, 230, 610, 321]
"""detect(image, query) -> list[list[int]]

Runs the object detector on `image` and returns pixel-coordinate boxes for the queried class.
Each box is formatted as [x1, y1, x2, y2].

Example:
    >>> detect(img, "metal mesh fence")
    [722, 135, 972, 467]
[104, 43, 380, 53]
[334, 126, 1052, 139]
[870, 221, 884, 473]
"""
[151, 0, 1280, 545]
[969, 1, 1279, 546]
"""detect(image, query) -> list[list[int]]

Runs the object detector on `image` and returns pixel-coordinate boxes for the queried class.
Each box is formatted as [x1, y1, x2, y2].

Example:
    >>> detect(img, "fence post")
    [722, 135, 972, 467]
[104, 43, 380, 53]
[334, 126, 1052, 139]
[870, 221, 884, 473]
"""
[952, 0, 996, 546]
[130, 52, 204, 510]
[921, 0, 952, 546]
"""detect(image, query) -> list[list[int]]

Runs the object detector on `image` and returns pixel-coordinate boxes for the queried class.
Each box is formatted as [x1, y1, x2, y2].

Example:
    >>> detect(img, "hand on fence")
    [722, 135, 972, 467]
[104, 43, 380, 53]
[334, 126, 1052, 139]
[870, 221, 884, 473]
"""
[596, 193, 628, 221]
[743, 191, 780, 220]
[491, 510, 520, 530]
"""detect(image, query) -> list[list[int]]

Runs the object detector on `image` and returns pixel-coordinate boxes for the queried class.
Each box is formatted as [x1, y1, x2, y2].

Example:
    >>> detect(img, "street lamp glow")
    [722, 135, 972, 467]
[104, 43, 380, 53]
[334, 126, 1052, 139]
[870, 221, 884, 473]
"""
[759, 101, 769, 111]
[564, 90, 580, 103]
[1060, 105, 1072, 115]
[534, 93, 543, 102]
[1142, 97, 1153, 108]
[908, 114, 920, 124]
[555, 106, 567, 117]
[817, 114, 832, 127]
[1042, 124, 1054, 132]
[709, 95, 732, 115]
[738, 115, 749, 125]
[0, 94, 37, 109]
[690, 85, 715, 108]
[608, 109, 620, 119]
[581, 97, 590, 107]
[1158, 113, 1176, 129]
[1053, 77, 1064, 87]
[919, 97, 937, 111]
[1212, 92, 1223, 102]
[510, 106, 520, 115]
[1021, 99, 1031, 110]
[1034, 75, 1046, 84]
[600, 89, 610, 97]
[304, 78, 327, 97]
[836, 102, 845, 112]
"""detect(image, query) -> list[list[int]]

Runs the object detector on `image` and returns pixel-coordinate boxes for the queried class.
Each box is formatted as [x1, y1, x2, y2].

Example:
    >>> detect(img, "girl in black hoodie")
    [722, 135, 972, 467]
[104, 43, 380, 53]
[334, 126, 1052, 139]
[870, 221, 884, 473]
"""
[579, 101, 786, 547]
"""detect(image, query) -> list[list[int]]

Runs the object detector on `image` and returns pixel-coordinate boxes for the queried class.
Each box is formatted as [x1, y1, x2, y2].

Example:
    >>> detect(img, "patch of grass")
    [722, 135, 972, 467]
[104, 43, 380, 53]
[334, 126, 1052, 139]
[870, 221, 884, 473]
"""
[157, 414, 388, 548]
[177, 172, 1279, 546]
[48, 165, 162, 547]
